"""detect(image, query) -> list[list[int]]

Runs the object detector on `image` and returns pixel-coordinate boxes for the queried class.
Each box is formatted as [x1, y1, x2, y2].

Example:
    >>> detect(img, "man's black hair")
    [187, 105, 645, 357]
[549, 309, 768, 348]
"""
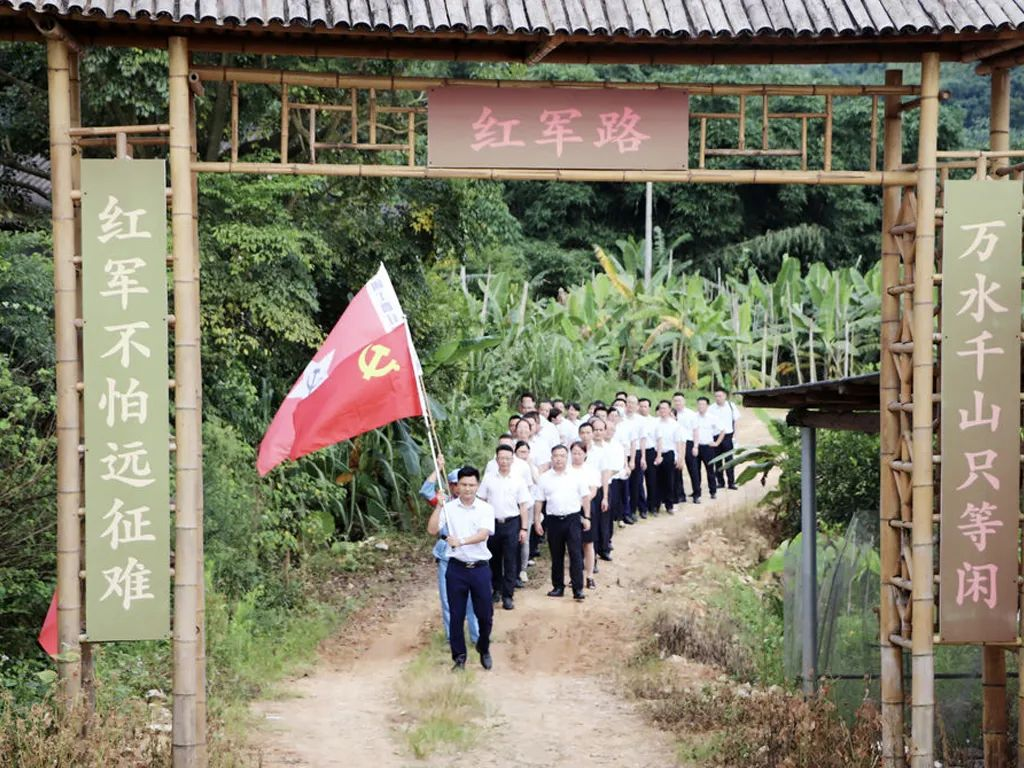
[638, 397, 651, 406]
[495, 444, 514, 455]
[697, 396, 710, 405]
[615, 390, 628, 398]
[457, 466, 480, 481]
[514, 440, 530, 452]
[570, 440, 588, 454]
[714, 386, 730, 395]
[658, 399, 672, 408]
[673, 391, 686, 398]
[549, 444, 568, 455]
[569, 401, 581, 411]
[549, 407, 562, 420]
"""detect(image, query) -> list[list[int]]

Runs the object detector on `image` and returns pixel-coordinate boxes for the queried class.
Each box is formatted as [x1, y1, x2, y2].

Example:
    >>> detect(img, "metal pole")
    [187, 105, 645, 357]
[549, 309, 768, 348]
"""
[169, 35, 204, 768]
[800, 426, 817, 696]
[643, 181, 653, 292]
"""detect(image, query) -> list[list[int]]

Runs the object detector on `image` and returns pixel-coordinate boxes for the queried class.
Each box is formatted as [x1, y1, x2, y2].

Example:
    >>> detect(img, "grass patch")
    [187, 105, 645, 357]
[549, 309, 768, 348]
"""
[396, 634, 483, 759]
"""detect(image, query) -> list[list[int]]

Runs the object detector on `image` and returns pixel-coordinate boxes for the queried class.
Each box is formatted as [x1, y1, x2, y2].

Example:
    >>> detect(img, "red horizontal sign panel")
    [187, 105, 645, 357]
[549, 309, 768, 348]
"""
[427, 86, 689, 170]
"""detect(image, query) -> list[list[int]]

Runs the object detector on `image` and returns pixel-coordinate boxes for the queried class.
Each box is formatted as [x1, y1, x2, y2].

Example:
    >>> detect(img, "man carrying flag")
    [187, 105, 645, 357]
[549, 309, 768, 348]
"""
[257, 264, 424, 474]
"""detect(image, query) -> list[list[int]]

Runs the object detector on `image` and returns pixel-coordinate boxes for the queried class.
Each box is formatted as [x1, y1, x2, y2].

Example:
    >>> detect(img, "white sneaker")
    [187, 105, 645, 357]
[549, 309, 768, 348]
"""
[519, 570, 528, 583]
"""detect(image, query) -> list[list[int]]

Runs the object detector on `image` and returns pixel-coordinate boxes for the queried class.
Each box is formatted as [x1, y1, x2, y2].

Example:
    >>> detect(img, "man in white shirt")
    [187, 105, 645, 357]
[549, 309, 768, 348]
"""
[537, 400, 561, 448]
[673, 392, 698, 507]
[484, 434, 534, 489]
[637, 397, 659, 518]
[553, 407, 578, 445]
[606, 410, 633, 529]
[523, 411, 553, 472]
[622, 394, 646, 522]
[691, 397, 725, 503]
[651, 399, 682, 515]
[517, 392, 536, 416]
[710, 388, 741, 490]
[583, 418, 616, 562]
[478, 445, 532, 611]
[534, 445, 591, 601]
[427, 466, 496, 671]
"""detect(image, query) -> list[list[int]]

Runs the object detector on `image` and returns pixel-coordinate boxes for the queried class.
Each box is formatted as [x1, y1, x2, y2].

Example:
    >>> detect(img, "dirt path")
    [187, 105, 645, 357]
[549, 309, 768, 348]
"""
[252, 415, 777, 767]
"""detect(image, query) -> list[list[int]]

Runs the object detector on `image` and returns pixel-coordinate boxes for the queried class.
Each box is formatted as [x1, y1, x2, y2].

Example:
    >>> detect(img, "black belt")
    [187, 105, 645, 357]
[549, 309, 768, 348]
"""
[495, 516, 519, 524]
[547, 511, 580, 518]
[449, 558, 487, 569]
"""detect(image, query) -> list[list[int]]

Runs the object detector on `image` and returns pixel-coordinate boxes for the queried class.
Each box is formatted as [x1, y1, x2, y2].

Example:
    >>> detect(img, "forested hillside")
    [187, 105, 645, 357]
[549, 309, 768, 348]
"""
[0, 44, 1017, 755]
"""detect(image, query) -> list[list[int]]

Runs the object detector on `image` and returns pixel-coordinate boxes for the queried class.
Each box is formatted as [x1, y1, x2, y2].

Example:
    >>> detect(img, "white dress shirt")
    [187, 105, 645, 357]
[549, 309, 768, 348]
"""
[676, 408, 698, 442]
[709, 402, 740, 435]
[638, 415, 658, 450]
[529, 434, 552, 467]
[477, 470, 532, 522]
[484, 455, 534, 488]
[584, 442, 607, 478]
[569, 462, 601, 493]
[535, 468, 591, 516]
[440, 497, 495, 563]
[694, 411, 725, 445]
[619, 416, 641, 451]
[540, 419, 561, 448]
[556, 418, 579, 445]
[653, 417, 679, 453]
[602, 438, 629, 480]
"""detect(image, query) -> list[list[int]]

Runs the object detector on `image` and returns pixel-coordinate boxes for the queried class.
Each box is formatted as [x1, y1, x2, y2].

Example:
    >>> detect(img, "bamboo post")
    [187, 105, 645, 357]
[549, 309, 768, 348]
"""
[280, 83, 289, 163]
[738, 95, 745, 150]
[879, 68, 906, 768]
[984, 64, 1012, 768]
[46, 36, 83, 709]
[189, 78, 208, 763]
[870, 95, 879, 172]
[230, 80, 238, 163]
[823, 95, 832, 171]
[761, 93, 769, 149]
[909, 52, 939, 768]
[169, 36, 203, 768]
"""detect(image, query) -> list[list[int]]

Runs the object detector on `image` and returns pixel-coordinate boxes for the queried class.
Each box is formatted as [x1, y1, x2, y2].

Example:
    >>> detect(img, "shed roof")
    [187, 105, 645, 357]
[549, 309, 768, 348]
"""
[6, 0, 1024, 38]
[738, 373, 881, 411]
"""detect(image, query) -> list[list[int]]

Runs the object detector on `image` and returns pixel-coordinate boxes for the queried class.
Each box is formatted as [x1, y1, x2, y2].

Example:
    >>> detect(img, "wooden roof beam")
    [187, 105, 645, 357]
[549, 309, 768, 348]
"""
[27, 10, 79, 51]
[976, 47, 1024, 73]
[961, 37, 1024, 62]
[525, 34, 565, 65]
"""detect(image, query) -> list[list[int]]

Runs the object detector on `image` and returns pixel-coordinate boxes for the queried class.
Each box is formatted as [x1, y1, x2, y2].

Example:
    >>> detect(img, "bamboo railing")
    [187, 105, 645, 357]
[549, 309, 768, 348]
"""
[189, 66, 924, 185]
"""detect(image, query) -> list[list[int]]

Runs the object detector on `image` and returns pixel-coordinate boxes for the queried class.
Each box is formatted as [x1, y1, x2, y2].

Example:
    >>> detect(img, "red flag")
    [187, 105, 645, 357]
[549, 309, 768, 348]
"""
[289, 323, 423, 460]
[257, 264, 413, 475]
[39, 590, 58, 657]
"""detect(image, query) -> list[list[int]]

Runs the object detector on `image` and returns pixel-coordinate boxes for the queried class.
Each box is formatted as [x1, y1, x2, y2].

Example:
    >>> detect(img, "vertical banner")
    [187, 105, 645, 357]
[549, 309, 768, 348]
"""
[82, 159, 170, 641]
[939, 179, 1022, 643]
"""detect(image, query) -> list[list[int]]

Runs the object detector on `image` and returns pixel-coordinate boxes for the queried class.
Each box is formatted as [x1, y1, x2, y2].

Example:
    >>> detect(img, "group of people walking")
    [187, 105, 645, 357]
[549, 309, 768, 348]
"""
[423, 389, 741, 670]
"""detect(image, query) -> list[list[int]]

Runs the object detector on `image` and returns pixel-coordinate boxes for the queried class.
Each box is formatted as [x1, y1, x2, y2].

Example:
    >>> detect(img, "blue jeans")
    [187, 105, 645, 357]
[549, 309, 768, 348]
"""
[438, 557, 479, 644]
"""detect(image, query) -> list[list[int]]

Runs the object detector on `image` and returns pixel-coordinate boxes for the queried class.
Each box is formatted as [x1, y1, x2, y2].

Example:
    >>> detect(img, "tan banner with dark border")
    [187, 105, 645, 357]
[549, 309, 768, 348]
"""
[938, 179, 1022, 643]
[81, 159, 170, 642]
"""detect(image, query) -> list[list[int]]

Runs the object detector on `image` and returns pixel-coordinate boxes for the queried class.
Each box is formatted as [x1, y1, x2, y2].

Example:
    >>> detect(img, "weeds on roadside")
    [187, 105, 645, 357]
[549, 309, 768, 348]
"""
[628, 664, 880, 768]
[396, 634, 483, 759]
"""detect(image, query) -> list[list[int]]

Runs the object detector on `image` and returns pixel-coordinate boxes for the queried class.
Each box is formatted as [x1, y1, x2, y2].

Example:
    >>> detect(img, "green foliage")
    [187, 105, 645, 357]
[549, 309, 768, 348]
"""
[735, 421, 880, 540]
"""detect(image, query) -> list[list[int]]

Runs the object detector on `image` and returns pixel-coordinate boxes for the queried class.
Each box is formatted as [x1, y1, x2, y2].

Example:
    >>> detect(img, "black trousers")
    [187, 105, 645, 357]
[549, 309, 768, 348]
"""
[643, 447, 658, 513]
[714, 432, 735, 487]
[694, 444, 718, 499]
[488, 517, 520, 599]
[606, 478, 625, 550]
[547, 512, 584, 592]
[628, 449, 645, 515]
[656, 450, 676, 510]
[529, 501, 545, 558]
[446, 560, 493, 661]
[683, 440, 698, 500]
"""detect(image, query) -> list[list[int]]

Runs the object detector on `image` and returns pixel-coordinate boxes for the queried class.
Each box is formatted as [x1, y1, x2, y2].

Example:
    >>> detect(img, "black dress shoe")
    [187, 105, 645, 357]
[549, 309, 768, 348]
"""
[452, 656, 466, 671]
[547, 587, 565, 597]
[639, 512, 648, 519]
[598, 553, 613, 562]
[728, 484, 738, 490]
[502, 596, 515, 610]
[515, 578, 525, 588]
[480, 652, 493, 670]
[586, 578, 596, 589]
[492, 590, 501, 604]
[623, 515, 636, 525]
[710, 493, 717, 499]
[573, 590, 586, 601]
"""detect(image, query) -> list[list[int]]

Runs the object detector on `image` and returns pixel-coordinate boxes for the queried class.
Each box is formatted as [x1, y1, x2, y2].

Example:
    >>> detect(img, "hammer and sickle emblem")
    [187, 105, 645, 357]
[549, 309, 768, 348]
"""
[358, 343, 400, 380]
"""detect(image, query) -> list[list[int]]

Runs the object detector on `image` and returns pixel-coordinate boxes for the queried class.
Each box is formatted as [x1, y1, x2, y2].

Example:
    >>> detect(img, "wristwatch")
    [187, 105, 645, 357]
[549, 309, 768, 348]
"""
[521, 526, 529, 532]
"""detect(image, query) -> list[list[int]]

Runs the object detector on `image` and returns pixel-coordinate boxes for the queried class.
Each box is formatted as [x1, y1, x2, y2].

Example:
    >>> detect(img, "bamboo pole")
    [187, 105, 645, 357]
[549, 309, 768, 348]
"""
[823, 95, 832, 171]
[169, 36, 203, 768]
[46, 36, 83, 710]
[190, 160, 915, 186]
[981, 64, 1014, 768]
[189, 79, 208, 764]
[879, 68, 906, 768]
[280, 83, 289, 163]
[909, 52, 939, 768]
[190, 66, 922, 96]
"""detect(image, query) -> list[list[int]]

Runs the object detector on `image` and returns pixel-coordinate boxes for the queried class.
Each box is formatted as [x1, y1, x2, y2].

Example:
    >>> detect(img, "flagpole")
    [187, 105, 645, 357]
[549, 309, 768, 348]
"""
[405, 324, 450, 540]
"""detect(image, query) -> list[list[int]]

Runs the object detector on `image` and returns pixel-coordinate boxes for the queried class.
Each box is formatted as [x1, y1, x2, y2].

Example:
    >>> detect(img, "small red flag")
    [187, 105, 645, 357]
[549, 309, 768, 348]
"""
[39, 590, 58, 657]
[258, 264, 424, 472]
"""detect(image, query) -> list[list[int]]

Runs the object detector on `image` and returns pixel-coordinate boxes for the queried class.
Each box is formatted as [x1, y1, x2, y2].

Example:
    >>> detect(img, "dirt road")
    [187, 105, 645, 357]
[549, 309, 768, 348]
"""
[252, 417, 775, 768]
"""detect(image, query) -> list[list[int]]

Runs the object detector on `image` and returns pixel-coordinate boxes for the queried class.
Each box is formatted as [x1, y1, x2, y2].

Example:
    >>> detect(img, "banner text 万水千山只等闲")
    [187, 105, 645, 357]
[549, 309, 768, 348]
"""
[938, 179, 1022, 643]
